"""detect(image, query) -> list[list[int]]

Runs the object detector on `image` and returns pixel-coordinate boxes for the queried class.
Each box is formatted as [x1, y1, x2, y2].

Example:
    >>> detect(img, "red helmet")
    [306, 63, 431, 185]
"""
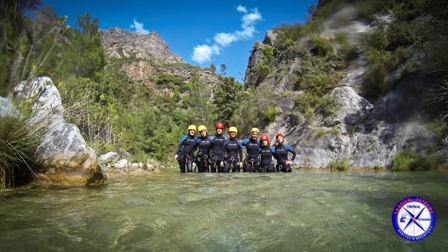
[276, 133, 284, 139]
[260, 135, 269, 142]
[215, 122, 224, 129]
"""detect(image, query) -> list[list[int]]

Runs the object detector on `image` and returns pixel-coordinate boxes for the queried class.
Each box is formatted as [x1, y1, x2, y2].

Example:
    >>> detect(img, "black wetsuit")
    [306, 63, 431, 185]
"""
[259, 145, 275, 172]
[196, 135, 213, 172]
[221, 138, 243, 173]
[242, 138, 260, 172]
[273, 143, 296, 172]
[211, 134, 228, 172]
[176, 134, 199, 172]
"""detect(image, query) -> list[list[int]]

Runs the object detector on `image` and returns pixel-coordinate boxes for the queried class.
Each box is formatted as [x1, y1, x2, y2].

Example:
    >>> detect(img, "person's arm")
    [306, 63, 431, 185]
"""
[271, 146, 278, 159]
[285, 144, 297, 161]
[241, 139, 248, 156]
[238, 140, 243, 164]
[175, 135, 187, 159]
[220, 142, 227, 164]
[193, 138, 201, 156]
[207, 136, 214, 156]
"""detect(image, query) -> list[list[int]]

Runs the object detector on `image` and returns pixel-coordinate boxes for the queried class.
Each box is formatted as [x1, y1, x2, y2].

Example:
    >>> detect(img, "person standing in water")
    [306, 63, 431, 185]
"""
[195, 125, 213, 172]
[210, 122, 227, 172]
[272, 133, 296, 172]
[221, 126, 243, 173]
[242, 128, 261, 172]
[175, 125, 199, 172]
[259, 134, 275, 172]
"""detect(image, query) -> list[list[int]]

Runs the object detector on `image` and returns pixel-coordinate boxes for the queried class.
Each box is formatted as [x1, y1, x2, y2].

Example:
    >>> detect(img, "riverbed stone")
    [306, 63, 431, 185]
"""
[97, 152, 120, 166]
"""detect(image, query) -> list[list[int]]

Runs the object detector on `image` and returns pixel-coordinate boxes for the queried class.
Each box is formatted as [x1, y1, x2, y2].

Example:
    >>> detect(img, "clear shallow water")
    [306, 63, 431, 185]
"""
[1, 169, 447, 252]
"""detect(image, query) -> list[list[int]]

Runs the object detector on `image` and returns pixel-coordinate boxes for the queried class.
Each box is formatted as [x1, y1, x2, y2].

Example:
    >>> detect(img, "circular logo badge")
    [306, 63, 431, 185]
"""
[392, 196, 436, 241]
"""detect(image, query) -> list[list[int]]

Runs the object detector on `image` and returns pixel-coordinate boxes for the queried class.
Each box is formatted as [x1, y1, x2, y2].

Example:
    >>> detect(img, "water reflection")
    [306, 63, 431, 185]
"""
[1, 170, 447, 251]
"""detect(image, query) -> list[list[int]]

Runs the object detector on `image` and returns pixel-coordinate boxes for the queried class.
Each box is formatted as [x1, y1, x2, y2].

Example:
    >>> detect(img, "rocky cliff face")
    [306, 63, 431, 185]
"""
[101, 27, 222, 96]
[245, 5, 442, 169]
[101, 27, 183, 64]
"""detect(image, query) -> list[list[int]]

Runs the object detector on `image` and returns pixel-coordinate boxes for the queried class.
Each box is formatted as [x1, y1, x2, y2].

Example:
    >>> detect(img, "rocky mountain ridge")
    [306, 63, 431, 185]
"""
[100, 27, 222, 97]
[100, 27, 183, 64]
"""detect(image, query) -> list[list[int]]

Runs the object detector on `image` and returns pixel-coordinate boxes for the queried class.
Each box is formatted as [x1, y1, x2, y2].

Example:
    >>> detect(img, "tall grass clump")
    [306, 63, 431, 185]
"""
[330, 158, 349, 171]
[389, 149, 440, 171]
[0, 114, 42, 188]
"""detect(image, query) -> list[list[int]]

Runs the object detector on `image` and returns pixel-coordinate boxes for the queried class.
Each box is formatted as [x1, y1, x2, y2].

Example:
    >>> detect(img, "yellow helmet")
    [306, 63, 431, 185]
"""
[250, 127, 260, 134]
[187, 125, 196, 131]
[198, 125, 207, 132]
[228, 126, 238, 134]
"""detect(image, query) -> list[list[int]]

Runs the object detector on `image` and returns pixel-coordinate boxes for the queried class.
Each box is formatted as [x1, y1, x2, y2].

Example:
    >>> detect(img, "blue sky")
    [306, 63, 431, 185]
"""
[42, 0, 318, 81]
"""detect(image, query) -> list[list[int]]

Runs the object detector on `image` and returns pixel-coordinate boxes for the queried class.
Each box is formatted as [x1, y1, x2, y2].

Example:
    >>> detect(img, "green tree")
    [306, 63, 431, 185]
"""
[213, 76, 244, 126]
[0, 2, 70, 96]
[58, 12, 105, 80]
[231, 84, 275, 136]
[183, 75, 217, 125]
[210, 62, 216, 72]
[220, 63, 226, 76]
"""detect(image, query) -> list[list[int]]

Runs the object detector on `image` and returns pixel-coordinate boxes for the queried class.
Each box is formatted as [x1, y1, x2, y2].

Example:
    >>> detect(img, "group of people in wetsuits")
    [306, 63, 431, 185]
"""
[174, 122, 296, 173]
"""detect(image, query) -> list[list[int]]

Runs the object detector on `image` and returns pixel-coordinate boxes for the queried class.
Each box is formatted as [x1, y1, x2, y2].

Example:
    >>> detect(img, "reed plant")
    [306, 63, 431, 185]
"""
[330, 158, 349, 171]
[0, 112, 43, 188]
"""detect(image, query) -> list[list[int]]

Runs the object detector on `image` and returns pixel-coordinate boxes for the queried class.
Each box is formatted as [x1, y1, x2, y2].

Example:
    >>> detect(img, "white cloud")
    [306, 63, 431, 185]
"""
[213, 7, 261, 47]
[191, 44, 220, 64]
[235, 26, 255, 40]
[191, 6, 262, 64]
[214, 32, 237, 47]
[130, 18, 149, 34]
[242, 9, 262, 27]
[237, 5, 247, 13]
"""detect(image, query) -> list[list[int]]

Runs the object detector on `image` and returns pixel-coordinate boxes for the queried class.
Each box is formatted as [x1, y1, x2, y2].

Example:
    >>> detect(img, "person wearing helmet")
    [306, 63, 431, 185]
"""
[221, 126, 243, 172]
[241, 127, 261, 172]
[195, 125, 213, 173]
[259, 135, 275, 172]
[175, 125, 199, 172]
[210, 122, 227, 172]
[272, 133, 296, 172]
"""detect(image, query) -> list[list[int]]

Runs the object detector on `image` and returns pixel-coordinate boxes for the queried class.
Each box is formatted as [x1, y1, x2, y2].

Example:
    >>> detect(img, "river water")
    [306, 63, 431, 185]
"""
[1, 169, 447, 252]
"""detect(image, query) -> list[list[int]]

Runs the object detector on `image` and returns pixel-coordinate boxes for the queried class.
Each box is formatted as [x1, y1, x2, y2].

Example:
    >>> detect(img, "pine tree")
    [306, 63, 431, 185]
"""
[213, 76, 244, 126]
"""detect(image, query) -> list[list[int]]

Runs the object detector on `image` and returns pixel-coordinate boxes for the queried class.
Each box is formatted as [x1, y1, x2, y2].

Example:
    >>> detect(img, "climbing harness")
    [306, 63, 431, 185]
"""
[250, 158, 255, 172]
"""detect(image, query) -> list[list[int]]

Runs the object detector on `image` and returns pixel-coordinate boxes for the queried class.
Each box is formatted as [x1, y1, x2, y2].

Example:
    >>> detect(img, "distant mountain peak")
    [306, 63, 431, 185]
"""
[100, 27, 183, 64]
